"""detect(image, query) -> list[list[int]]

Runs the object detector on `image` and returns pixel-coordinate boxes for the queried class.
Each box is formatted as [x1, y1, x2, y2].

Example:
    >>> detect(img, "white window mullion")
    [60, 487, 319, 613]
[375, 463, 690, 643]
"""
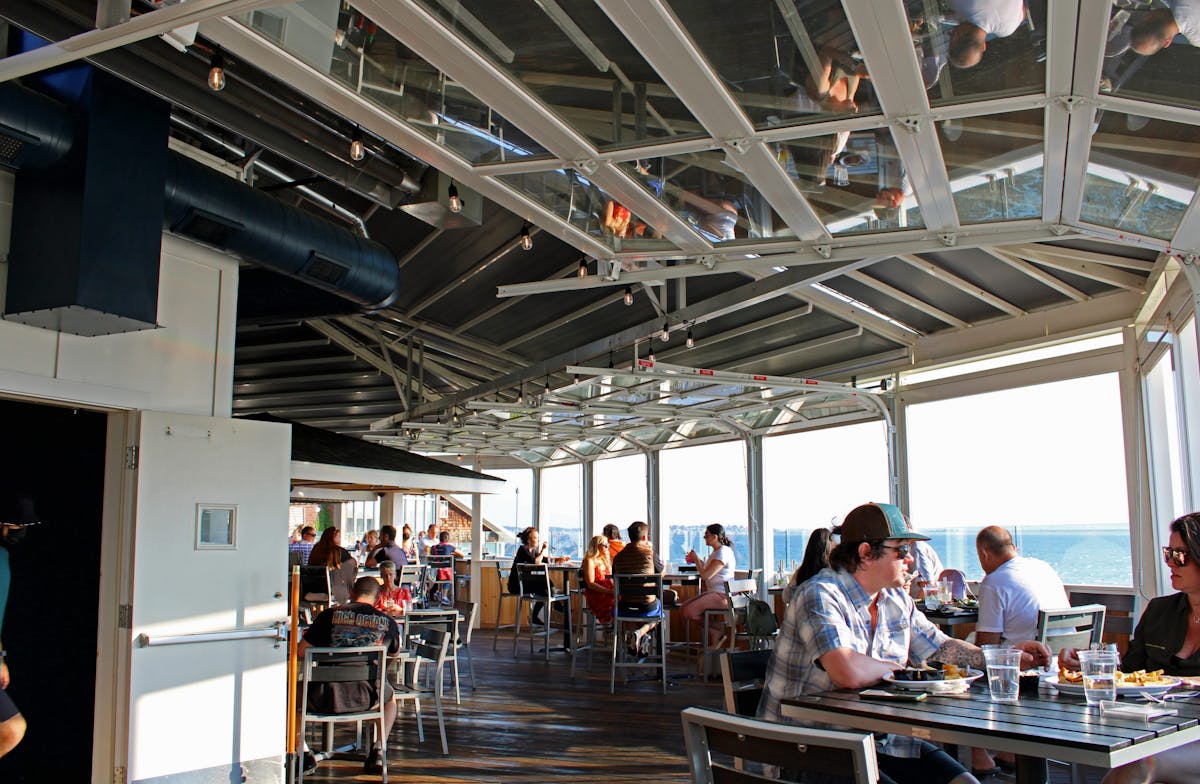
[1058, 1, 1109, 226]
[1042, 0, 1078, 225]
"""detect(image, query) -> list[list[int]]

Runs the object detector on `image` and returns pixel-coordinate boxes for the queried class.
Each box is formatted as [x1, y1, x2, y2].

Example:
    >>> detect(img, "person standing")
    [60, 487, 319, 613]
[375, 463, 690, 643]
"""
[0, 493, 37, 760]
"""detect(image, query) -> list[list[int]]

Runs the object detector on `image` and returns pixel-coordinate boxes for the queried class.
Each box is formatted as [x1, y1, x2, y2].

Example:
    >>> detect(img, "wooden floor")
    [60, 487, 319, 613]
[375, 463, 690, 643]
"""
[302, 629, 1104, 783]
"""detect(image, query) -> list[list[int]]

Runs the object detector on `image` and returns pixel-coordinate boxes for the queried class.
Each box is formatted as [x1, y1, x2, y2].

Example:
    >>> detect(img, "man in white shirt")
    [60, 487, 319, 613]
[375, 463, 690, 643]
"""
[974, 525, 1068, 646]
[1131, 1, 1200, 55]
[948, 0, 1026, 68]
[416, 523, 439, 556]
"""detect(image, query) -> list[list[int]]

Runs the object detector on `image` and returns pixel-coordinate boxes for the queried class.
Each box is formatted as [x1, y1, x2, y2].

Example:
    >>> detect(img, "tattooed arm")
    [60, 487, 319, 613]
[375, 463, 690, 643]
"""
[933, 638, 1052, 671]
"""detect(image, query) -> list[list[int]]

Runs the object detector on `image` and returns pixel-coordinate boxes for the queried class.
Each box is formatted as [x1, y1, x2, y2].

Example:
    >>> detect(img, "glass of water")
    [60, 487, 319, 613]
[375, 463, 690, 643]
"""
[983, 647, 1021, 703]
[1078, 649, 1118, 705]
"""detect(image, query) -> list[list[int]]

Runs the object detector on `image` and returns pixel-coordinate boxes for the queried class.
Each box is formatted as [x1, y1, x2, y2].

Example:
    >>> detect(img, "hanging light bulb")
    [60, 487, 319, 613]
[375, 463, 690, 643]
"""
[659, 321, 670, 342]
[686, 329, 695, 349]
[349, 127, 365, 162]
[517, 383, 524, 405]
[447, 182, 462, 213]
[520, 224, 533, 251]
[207, 49, 226, 91]
[577, 259, 588, 278]
[544, 376, 551, 395]
[623, 286, 633, 306]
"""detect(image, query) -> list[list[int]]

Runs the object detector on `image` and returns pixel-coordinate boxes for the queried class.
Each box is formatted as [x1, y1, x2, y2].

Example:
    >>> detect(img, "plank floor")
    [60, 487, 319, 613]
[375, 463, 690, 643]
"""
[302, 630, 1103, 783]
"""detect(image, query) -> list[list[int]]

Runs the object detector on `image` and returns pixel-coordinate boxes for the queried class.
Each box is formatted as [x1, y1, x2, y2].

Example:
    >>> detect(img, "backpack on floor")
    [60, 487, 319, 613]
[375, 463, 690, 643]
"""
[745, 597, 778, 637]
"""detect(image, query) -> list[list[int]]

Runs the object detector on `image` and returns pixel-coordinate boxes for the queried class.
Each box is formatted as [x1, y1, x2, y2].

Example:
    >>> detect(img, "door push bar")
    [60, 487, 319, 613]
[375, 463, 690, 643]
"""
[138, 621, 289, 649]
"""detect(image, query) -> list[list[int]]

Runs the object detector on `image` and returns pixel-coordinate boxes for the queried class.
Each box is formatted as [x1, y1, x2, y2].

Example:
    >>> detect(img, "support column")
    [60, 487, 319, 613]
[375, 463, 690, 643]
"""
[1182, 257, 1200, 352]
[645, 448, 661, 555]
[890, 376, 910, 515]
[378, 492, 398, 528]
[581, 460, 594, 549]
[470, 459, 484, 611]
[745, 434, 764, 593]
[532, 467, 542, 533]
[1118, 325, 1156, 606]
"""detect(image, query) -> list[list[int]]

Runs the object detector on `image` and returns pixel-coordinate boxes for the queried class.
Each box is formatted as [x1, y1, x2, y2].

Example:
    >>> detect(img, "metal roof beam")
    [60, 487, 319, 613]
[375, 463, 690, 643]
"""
[1008, 244, 1154, 273]
[844, 270, 971, 329]
[406, 229, 540, 318]
[1058, 2, 1109, 226]
[1042, 1, 1076, 223]
[793, 283, 919, 347]
[655, 307, 813, 362]
[305, 320, 439, 403]
[981, 248, 1089, 303]
[1005, 248, 1147, 292]
[725, 328, 864, 372]
[500, 290, 628, 351]
[455, 258, 589, 334]
[898, 254, 1026, 317]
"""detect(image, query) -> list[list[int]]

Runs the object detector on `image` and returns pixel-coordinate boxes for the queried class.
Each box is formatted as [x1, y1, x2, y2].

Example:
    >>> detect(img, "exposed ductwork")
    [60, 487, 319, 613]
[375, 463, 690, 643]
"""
[1, 74, 401, 335]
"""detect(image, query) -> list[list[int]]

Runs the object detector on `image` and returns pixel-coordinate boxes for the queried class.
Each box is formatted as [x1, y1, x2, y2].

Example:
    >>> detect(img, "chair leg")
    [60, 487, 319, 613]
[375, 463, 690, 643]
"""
[413, 699, 425, 743]
[512, 599, 523, 657]
[378, 719, 388, 784]
[451, 654, 461, 704]
[610, 620, 619, 694]
[464, 644, 476, 690]
[492, 601, 502, 652]
[433, 686, 448, 755]
[660, 624, 668, 695]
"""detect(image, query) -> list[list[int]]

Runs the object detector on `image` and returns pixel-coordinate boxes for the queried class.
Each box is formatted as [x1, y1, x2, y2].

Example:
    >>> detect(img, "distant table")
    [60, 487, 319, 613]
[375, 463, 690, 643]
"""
[922, 606, 978, 634]
[782, 684, 1200, 783]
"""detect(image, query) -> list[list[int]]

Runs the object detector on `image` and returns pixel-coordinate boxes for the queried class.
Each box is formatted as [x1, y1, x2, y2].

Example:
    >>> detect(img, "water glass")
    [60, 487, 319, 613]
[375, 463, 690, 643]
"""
[937, 578, 955, 604]
[923, 586, 940, 611]
[1078, 650, 1118, 705]
[983, 647, 1021, 703]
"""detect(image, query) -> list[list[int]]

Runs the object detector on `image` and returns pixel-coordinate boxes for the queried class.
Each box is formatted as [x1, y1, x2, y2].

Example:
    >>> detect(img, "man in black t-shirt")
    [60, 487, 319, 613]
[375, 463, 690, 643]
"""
[299, 577, 399, 772]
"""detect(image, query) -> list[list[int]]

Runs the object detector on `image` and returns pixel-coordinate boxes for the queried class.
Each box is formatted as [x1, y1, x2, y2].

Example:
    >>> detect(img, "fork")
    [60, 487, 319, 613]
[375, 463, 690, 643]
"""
[1140, 690, 1199, 703]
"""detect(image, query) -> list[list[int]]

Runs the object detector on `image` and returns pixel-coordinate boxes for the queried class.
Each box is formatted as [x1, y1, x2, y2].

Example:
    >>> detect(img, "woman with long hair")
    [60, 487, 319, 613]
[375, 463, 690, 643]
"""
[307, 527, 358, 604]
[400, 524, 419, 564]
[508, 526, 548, 625]
[680, 523, 737, 645]
[582, 534, 615, 624]
[785, 526, 839, 603]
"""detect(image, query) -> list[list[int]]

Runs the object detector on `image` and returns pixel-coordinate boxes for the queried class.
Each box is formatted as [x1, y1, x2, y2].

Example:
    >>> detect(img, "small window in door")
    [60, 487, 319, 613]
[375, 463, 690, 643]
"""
[196, 503, 237, 550]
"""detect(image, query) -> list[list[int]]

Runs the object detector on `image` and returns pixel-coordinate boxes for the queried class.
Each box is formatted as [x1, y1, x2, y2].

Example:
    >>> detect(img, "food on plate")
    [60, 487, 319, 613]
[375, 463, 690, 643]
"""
[942, 664, 966, 680]
[1059, 668, 1171, 685]
[892, 667, 944, 682]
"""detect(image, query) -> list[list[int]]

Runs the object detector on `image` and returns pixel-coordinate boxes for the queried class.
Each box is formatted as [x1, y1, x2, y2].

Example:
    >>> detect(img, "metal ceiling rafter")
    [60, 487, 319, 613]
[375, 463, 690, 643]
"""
[1057, 1, 1109, 226]
[1096, 94, 1200, 130]
[898, 254, 1026, 317]
[654, 307, 814, 362]
[1007, 244, 1154, 273]
[200, 18, 615, 260]
[499, 290, 628, 351]
[725, 327, 864, 372]
[1041, 0, 1078, 224]
[1004, 248, 1147, 292]
[787, 281, 920, 346]
[455, 258, 590, 334]
[843, 270, 972, 329]
[841, 0, 958, 232]
[980, 248, 1089, 303]
[336, 317, 487, 391]
[304, 319, 438, 402]
[406, 228, 542, 318]
[367, 315, 522, 376]
[596, 0, 829, 243]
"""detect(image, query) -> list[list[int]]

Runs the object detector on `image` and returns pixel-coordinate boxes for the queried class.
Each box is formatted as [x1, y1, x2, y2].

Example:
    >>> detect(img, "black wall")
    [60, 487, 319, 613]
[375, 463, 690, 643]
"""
[0, 399, 106, 782]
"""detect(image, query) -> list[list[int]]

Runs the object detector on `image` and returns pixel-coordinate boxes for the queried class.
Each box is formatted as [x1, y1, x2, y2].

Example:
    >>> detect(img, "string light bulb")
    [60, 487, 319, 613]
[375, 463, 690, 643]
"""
[207, 49, 226, 91]
[686, 329, 695, 349]
[447, 182, 462, 213]
[659, 321, 670, 342]
[577, 259, 588, 278]
[520, 224, 533, 251]
[623, 286, 633, 306]
[349, 127, 365, 162]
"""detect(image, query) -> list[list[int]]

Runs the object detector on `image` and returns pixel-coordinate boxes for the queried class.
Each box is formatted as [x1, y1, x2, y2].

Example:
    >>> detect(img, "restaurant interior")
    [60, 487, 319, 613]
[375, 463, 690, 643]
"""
[1, 0, 1200, 782]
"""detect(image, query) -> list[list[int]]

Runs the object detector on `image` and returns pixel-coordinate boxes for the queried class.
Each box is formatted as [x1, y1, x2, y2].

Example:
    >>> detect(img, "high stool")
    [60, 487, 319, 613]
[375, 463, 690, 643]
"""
[570, 603, 613, 677]
[491, 565, 519, 651]
[611, 574, 667, 694]
[513, 563, 572, 660]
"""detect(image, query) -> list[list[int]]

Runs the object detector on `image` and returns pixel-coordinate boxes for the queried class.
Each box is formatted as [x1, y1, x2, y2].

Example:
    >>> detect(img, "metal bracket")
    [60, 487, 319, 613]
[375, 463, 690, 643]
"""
[124, 446, 138, 471]
[938, 233, 957, 247]
[572, 159, 601, 175]
[813, 244, 832, 259]
[602, 259, 622, 281]
[895, 116, 923, 134]
[1050, 224, 1070, 236]
[1055, 95, 1090, 112]
[697, 255, 718, 270]
[720, 137, 755, 155]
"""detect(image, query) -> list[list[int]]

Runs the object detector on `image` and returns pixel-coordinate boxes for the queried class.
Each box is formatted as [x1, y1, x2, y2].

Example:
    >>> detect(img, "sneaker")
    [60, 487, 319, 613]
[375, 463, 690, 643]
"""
[363, 747, 382, 774]
[301, 752, 319, 775]
[624, 630, 639, 658]
[639, 632, 653, 658]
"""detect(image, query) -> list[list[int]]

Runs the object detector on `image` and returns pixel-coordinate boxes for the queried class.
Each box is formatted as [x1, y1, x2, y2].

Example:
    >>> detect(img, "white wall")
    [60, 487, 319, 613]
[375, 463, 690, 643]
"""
[0, 170, 237, 418]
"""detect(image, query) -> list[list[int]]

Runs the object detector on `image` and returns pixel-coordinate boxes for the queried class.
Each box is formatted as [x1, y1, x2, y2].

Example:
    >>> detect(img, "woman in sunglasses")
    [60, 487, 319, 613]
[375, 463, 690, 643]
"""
[1060, 511, 1200, 784]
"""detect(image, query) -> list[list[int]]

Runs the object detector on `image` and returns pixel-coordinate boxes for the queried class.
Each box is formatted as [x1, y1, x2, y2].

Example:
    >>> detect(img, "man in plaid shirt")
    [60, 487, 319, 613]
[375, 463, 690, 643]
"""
[759, 502, 1049, 784]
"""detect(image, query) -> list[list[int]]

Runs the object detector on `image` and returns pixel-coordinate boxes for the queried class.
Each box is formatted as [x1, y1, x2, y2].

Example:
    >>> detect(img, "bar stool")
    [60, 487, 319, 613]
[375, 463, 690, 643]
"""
[570, 602, 613, 677]
[513, 563, 572, 660]
[611, 574, 667, 694]
[491, 564, 519, 651]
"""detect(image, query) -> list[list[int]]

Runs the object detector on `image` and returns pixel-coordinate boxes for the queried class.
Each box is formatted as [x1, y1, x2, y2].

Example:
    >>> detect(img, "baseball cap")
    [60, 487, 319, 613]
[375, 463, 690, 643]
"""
[840, 503, 928, 543]
[0, 493, 40, 528]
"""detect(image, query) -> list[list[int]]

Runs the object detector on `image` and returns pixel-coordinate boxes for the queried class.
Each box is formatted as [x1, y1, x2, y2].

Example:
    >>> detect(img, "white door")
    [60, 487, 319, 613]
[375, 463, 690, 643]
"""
[96, 411, 292, 784]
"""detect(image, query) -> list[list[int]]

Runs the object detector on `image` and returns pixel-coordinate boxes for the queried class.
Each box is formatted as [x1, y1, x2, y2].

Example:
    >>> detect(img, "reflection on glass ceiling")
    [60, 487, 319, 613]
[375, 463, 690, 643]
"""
[942, 108, 1044, 225]
[384, 361, 887, 465]
[1099, 4, 1200, 110]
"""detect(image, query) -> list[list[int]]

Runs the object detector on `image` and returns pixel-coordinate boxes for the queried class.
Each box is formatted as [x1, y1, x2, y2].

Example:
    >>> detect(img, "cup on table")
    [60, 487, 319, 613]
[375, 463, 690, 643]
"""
[983, 646, 1021, 703]
[923, 586, 940, 612]
[1078, 649, 1118, 705]
[937, 578, 954, 604]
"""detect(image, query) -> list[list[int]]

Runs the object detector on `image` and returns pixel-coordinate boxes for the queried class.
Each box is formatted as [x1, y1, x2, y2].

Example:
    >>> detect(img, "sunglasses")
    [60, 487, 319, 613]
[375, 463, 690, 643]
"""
[880, 543, 911, 559]
[1163, 546, 1191, 568]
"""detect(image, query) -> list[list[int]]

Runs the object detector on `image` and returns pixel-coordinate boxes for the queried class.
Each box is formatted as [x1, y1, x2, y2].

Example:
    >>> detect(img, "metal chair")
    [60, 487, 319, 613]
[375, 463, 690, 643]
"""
[397, 564, 424, 607]
[392, 626, 450, 755]
[1068, 590, 1137, 637]
[718, 649, 773, 717]
[610, 573, 667, 694]
[513, 563, 572, 660]
[681, 706, 879, 784]
[452, 600, 478, 699]
[492, 564, 519, 651]
[1036, 604, 1106, 654]
[299, 565, 332, 615]
[425, 554, 456, 606]
[298, 645, 389, 783]
[701, 578, 758, 676]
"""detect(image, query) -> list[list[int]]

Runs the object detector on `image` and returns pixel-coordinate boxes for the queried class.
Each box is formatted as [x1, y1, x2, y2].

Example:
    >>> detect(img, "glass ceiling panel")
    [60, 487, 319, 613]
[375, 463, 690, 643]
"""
[498, 170, 678, 252]
[940, 108, 1044, 225]
[411, 0, 704, 151]
[667, 0, 881, 129]
[906, 0, 1047, 107]
[1099, 2, 1200, 111]
[616, 154, 796, 244]
[235, 4, 548, 162]
[1080, 112, 1200, 241]
[776, 128, 925, 235]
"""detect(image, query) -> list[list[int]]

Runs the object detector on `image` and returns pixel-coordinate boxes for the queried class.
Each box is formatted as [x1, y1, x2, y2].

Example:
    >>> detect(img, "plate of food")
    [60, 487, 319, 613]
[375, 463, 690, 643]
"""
[883, 664, 984, 693]
[1047, 669, 1181, 697]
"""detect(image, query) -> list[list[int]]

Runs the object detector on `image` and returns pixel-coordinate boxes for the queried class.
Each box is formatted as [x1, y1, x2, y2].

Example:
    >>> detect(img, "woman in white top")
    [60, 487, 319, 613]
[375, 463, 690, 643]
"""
[681, 523, 736, 645]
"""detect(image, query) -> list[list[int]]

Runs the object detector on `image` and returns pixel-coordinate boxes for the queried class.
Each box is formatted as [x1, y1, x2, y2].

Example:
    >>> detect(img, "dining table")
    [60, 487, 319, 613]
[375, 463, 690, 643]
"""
[781, 679, 1200, 783]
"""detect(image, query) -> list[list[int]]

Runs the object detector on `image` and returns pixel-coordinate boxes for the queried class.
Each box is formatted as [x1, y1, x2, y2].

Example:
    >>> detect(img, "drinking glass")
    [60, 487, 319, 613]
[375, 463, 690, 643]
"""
[1078, 650, 1118, 705]
[923, 586, 940, 611]
[983, 647, 1021, 703]
[937, 578, 954, 604]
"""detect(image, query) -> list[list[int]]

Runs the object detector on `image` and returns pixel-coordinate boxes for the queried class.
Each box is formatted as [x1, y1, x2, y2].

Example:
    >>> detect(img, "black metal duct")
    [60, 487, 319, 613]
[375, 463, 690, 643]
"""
[0, 82, 75, 170]
[162, 152, 400, 310]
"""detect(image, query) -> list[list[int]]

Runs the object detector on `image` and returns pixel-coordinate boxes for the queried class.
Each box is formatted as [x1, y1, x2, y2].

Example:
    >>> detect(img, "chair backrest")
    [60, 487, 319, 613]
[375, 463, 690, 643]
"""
[1036, 604, 1106, 654]
[406, 610, 458, 648]
[718, 649, 773, 716]
[411, 626, 451, 678]
[300, 645, 387, 718]
[454, 600, 478, 646]
[398, 564, 423, 587]
[613, 573, 664, 610]
[681, 707, 878, 784]
[1068, 590, 1137, 636]
[724, 578, 759, 610]
[426, 554, 455, 573]
[936, 569, 968, 600]
[299, 565, 331, 600]
[516, 563, 553, 597]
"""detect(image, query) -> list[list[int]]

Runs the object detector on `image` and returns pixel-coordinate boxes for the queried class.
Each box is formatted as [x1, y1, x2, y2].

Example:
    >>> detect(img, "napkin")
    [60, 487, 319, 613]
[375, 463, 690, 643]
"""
[1098, 701, 1177, 719]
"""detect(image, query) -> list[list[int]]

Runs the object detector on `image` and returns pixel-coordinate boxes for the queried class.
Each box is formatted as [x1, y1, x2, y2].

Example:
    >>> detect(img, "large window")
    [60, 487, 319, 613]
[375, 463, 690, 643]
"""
[763, 421, 889, 582]
[593, 453, 647, 540]
[661, 441, 748, 567]
[339, 499, 379, 544]
[540, 464, 583, 557]
[481, 468, 532, 558]
[908, 373, 1131, 585]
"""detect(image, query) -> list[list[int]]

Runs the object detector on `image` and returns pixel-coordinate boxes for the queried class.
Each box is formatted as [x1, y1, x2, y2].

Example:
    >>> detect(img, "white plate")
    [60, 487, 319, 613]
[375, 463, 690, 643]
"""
[1046, 675, 1181, 697]
[883, 668, 984, 693]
